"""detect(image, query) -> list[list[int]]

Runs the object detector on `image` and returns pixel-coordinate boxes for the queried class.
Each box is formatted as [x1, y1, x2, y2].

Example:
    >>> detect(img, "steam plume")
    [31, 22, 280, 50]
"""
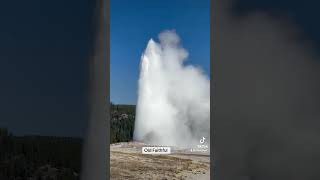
[133, 30, 210, 148]
[214, 0, 320, 178]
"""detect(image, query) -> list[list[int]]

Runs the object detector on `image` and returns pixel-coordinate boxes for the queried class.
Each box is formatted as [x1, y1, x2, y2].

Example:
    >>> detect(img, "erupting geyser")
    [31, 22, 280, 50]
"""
[133, 30, 210, 148]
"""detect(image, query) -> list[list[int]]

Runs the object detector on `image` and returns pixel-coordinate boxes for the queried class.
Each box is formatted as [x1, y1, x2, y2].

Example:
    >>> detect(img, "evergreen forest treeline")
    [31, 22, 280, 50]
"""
[0, 128, 82, 180]
[110, 103, 136, 144]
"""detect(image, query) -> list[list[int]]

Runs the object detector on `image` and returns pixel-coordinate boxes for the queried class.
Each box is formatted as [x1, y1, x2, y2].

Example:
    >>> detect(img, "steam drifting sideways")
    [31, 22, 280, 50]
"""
[134, 30, 210, 148]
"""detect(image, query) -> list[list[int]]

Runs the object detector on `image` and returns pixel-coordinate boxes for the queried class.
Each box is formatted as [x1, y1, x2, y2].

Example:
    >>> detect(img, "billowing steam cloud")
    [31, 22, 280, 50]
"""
[214, 0, 320, 179]
[133, 30, 210, 148]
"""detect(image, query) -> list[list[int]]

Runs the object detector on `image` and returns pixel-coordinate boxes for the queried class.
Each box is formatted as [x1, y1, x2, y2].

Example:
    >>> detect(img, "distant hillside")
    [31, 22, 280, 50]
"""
[111, 103, 136, 114]
[110, 103, 136, 144]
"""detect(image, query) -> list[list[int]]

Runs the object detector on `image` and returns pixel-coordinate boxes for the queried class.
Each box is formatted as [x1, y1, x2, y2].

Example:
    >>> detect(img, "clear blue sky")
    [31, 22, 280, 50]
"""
[0, 0, 94, 136]
[110, 0, 211, 105]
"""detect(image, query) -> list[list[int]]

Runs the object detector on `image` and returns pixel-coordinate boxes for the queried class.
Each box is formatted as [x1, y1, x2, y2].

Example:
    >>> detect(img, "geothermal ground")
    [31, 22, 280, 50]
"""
[110, 141, 210, 180]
